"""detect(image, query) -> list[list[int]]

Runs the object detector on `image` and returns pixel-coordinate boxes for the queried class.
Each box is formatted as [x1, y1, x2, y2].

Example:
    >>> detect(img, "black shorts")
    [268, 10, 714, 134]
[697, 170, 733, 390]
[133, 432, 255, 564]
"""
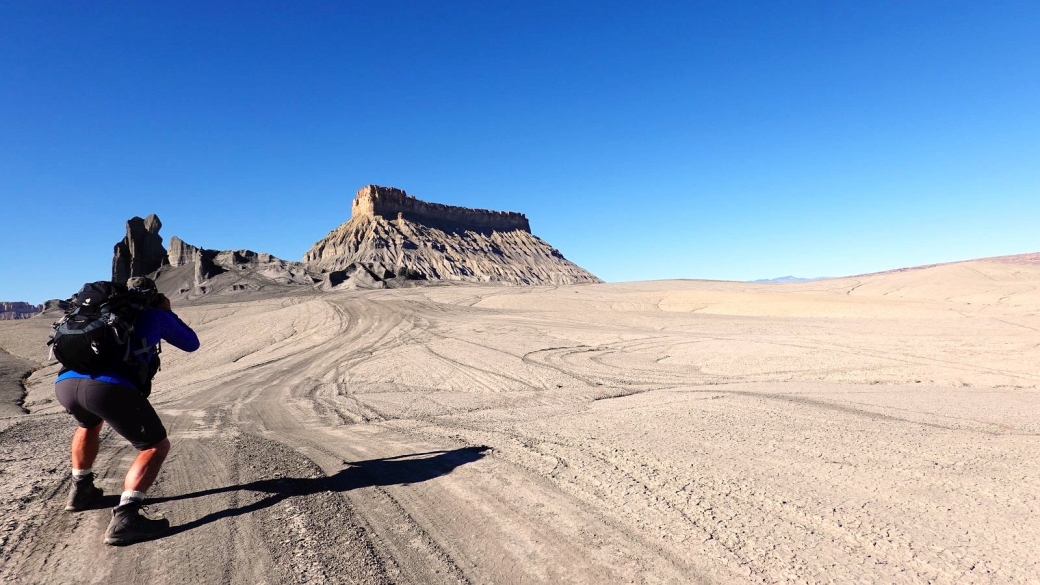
[54, 378, 167, 450]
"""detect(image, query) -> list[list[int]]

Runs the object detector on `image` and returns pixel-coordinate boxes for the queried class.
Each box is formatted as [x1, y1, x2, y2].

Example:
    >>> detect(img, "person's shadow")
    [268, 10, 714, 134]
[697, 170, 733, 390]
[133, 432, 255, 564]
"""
[95, 446, 490, 538]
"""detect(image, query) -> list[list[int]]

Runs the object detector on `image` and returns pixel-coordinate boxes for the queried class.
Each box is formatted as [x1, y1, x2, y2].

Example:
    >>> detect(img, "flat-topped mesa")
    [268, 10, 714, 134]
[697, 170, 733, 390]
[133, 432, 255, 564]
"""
[304, 184, 600, 285]
[352, 185, 531, 233]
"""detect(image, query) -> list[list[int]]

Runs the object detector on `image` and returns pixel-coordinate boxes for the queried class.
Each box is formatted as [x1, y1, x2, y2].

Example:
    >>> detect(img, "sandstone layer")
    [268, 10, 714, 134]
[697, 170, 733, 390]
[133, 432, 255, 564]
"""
[304, 185, 600, 285]
[350, 185, 531, 232]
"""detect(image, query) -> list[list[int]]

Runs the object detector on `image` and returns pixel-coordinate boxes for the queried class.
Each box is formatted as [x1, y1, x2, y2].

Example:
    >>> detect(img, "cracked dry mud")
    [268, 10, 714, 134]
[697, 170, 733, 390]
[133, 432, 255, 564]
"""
[1, 259, 1039, 583]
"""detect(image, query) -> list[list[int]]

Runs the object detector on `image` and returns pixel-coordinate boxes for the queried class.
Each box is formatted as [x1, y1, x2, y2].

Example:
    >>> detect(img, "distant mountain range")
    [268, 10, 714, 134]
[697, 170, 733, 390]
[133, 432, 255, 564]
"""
[750, 276, 822, 284]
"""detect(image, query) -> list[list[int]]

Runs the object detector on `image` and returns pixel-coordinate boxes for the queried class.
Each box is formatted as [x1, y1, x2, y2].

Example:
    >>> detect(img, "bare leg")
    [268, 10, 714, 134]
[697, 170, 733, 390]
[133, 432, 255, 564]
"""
[124, 438, 171, 493]
[71, 422, 103, 470]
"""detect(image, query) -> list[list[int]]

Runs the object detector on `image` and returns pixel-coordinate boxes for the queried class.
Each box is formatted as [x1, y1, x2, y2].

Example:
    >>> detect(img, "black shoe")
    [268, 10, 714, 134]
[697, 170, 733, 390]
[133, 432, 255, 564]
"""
[103, 502, 170, 546]
[65, 473, 104, 511]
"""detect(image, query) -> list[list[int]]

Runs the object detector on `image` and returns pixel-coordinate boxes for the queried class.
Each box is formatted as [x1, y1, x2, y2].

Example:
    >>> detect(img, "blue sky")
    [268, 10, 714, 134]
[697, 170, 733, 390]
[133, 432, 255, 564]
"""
[2, 1, 1038, 303]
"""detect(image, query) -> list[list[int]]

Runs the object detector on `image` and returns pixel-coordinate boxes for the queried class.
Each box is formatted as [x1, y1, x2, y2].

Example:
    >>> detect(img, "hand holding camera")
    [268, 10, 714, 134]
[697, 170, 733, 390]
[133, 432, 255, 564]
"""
[156, 293, 171, 312]
[127, 277, 171, 311]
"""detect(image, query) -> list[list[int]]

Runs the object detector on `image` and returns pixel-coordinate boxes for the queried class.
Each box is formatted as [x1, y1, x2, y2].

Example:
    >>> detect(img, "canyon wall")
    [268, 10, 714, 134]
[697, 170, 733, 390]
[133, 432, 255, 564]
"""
[0, 302, 42, 321]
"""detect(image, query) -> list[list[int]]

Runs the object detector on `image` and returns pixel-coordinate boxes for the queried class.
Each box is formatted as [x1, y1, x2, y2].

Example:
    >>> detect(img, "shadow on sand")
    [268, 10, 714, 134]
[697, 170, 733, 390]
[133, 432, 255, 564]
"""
[142, 446, 490, 537]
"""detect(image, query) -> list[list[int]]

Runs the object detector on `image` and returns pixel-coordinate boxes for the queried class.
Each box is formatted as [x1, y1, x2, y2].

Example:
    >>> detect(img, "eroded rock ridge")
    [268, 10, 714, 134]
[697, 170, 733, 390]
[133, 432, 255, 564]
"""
[162, 236, 320, 297]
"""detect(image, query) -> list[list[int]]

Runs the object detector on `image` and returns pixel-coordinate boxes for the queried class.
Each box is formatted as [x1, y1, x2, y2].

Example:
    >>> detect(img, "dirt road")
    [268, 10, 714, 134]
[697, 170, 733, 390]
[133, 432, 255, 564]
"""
[2, 268, 1039, 583]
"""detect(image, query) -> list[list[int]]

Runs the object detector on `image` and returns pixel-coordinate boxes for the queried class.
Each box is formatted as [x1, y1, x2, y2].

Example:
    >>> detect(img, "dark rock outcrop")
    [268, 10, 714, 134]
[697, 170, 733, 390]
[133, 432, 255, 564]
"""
[112, 214, 168, 284]
[321, 261, 426, 291]
[304, 185, 600, 286]
[0, 302, 43, 321]
[42, 299, 70, 313]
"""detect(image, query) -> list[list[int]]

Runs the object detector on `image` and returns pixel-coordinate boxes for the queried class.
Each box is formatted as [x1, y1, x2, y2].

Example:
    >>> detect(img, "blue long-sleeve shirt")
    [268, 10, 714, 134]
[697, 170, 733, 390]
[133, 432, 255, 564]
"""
[56, 308, 200, 389]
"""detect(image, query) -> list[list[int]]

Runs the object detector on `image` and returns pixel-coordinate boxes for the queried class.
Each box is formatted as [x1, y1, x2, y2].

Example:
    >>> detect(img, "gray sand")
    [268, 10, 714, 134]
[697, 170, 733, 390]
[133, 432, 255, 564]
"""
[2, 259, 1038, 583]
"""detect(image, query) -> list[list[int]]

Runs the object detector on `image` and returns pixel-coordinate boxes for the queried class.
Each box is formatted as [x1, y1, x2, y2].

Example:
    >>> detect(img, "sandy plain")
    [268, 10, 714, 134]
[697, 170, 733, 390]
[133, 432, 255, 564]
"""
[1, 258, 1038, 584]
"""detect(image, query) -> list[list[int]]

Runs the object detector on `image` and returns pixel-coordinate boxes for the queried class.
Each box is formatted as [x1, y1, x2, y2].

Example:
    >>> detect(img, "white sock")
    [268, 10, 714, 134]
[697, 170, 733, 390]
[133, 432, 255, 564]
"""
[71, 468, 92, 479]
[120, 490, 146, 506]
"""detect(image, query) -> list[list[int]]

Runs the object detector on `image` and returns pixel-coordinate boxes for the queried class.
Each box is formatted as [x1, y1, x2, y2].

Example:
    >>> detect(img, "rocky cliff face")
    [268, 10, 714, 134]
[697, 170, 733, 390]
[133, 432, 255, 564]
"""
[112, 222, 321, 299]
[157, 236, 321, 298]
[349, 185, 531, 232]
[0, 302, 42, 321]
[112, 214, 168, 284]
[167, 235, 197, 268]
[304, 186, 600, 286]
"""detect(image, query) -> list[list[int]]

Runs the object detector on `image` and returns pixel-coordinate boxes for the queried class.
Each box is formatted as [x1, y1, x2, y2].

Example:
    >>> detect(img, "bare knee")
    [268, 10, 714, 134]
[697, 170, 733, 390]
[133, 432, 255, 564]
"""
[144, 437, 171, 456]
[125, 437, 171, 493]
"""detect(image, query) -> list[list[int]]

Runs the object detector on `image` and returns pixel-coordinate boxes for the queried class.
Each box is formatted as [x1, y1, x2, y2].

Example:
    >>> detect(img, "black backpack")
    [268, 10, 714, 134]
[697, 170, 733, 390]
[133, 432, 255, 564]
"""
[48, 281, 160, 393]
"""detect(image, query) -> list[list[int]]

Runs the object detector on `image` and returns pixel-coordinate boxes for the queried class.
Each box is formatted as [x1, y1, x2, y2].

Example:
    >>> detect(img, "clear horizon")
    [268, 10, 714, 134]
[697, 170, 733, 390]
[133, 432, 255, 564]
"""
[3, 1, 1038, 304]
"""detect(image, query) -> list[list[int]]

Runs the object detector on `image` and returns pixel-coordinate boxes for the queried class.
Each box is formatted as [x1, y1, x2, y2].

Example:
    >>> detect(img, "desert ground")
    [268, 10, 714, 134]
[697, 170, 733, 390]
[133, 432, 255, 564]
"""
[2, 258, 1039, 584]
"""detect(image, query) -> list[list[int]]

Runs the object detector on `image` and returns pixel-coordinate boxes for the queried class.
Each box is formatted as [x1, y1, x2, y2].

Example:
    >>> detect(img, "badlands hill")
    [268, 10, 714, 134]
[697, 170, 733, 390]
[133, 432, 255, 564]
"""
[1, 250, 1038, 583]
[106, 185, 598, 301]
[304, 185, 600, 286]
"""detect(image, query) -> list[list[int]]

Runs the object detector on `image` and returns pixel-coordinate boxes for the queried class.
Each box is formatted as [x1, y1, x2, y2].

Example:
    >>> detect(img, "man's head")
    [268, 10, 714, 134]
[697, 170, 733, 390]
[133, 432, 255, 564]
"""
[127, 277, 160, 305]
